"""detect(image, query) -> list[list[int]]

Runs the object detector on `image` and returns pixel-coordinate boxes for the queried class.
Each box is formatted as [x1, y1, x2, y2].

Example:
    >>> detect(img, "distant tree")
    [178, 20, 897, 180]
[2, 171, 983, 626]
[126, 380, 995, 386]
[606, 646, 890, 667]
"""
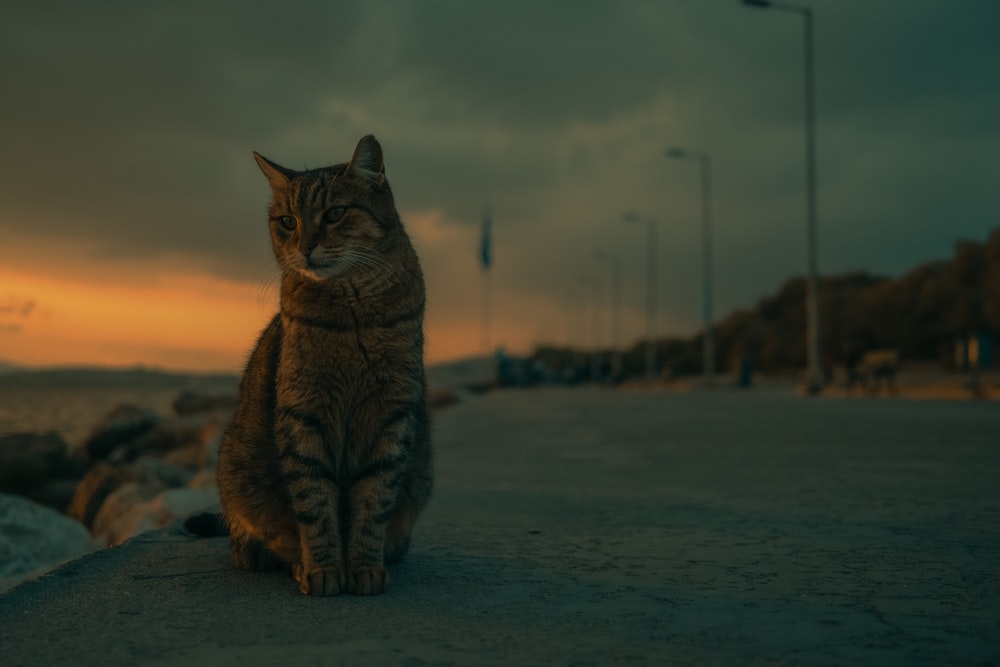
[984, 228, 1000, 332]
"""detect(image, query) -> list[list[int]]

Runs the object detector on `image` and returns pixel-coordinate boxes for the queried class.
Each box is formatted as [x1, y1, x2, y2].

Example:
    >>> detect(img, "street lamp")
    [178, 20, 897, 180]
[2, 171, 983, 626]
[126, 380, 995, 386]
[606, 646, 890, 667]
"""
[594, 250, 623, 380]
[665, 147, 715, 384]
[578, 275, 602, 382]
[742, 0, 824, 393]
[623, 211, 659, 381]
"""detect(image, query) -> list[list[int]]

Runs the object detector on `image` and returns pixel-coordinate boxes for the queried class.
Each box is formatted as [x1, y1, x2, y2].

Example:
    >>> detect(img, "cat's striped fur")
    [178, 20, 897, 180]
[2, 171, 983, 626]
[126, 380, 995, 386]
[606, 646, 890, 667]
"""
[217, 135, 432, 596]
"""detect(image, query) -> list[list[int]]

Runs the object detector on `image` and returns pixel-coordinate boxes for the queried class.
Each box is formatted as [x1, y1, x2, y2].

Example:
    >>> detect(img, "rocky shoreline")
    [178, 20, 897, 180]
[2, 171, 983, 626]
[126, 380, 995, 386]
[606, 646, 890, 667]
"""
[0, 390, 236, 592]
[1, 385, 462, 593]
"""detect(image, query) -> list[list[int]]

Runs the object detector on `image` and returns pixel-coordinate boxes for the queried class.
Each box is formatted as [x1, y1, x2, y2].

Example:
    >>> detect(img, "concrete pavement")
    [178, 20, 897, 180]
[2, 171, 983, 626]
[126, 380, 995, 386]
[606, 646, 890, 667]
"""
[2, 386, 998, 665]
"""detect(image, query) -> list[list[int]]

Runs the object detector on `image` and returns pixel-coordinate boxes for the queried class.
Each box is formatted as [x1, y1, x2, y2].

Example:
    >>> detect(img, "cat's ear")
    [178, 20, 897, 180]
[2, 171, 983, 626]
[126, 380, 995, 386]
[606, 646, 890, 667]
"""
[347, 135, 386, 186]
[252, 152, 295, 190]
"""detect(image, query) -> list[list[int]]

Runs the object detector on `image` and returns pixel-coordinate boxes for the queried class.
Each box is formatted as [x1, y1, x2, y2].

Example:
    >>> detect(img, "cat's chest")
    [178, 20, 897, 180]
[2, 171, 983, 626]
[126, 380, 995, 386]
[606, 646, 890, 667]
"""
[274, 329, 375, 431]
[276, 325, 411, 444]
[285, 322, 373, 369]
[282, 316, 415, 393]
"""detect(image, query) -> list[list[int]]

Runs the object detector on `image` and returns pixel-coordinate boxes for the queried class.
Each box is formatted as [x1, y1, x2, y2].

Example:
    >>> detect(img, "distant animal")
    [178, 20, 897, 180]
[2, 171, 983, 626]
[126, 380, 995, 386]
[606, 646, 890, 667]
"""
[217, 135, 432, 596]
[854, 348, 900, 394]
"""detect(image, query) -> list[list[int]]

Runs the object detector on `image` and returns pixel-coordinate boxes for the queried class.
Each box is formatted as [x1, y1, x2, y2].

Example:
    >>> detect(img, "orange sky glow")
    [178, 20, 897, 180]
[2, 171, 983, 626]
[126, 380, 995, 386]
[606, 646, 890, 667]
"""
[0, 265, 525, 372]
[0, 211, 566, 373]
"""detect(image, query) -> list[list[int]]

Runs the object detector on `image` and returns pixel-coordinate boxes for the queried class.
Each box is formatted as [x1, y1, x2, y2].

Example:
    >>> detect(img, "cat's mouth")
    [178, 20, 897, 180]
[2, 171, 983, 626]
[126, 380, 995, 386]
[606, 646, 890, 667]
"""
[299, 262, 336, 280]
[296, 247, 381, 281]
[295, 253, 346, 281]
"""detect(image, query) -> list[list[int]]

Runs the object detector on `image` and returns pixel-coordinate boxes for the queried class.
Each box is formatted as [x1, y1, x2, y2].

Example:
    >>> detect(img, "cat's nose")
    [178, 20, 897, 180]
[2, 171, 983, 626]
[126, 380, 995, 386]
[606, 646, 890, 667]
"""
[298, 237, 318, 256]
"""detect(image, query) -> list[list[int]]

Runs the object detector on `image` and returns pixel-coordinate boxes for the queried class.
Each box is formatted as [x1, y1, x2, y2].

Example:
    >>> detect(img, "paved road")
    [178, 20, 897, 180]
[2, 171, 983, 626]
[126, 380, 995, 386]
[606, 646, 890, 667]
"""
[2, 387, 998, 665]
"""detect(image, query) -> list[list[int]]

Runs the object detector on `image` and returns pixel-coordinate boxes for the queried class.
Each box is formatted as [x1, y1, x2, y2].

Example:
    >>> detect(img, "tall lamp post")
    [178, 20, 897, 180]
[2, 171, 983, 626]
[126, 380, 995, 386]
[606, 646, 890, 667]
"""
[742, 0, 824, 393]
[594, 250, 623, 380]
[623, 212, 659, 381]
[578, 275, 601, 382]
[665, 147, 715, 384]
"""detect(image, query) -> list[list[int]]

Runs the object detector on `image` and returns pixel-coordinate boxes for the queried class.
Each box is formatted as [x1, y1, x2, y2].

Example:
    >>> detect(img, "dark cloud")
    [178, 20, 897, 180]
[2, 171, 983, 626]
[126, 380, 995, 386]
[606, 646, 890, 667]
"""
[0, 297, 36, 319]
[1, 1, 998, 343]
[387, 2, 684, 126]
[0, 295, 31, 335]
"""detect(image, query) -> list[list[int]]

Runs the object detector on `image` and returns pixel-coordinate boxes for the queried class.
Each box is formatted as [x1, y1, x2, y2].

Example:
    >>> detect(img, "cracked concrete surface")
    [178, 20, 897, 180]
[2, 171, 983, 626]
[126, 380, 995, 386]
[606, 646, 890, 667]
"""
[2, 387, 998, 665]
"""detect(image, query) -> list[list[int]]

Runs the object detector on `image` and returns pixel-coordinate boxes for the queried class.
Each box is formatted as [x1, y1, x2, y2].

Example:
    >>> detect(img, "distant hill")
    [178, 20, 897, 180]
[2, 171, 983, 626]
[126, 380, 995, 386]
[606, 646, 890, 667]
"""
[0, 360, 489, 392]
[0, 361, 23, 375]
[0, 366, 239, 391]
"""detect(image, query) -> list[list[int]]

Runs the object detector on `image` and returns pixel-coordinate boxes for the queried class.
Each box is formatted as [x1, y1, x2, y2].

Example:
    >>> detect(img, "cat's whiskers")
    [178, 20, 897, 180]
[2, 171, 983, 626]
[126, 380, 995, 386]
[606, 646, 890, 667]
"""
[339, 248, 397, 283]
[258, 265, 283, 309]
[343, 248, 395, 277]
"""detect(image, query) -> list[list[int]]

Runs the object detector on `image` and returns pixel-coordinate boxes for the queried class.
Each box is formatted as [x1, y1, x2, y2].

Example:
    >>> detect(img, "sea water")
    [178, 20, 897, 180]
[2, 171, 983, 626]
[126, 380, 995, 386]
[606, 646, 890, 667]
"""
[0, 357, 495, 450]
[0, 370, 239, 449]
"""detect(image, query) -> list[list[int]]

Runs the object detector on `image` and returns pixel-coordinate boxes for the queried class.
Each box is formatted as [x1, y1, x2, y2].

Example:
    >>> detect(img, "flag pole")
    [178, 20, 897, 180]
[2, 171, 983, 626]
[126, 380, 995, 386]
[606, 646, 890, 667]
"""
[481, 265, 491, 355]
[480, 202, 492, 356]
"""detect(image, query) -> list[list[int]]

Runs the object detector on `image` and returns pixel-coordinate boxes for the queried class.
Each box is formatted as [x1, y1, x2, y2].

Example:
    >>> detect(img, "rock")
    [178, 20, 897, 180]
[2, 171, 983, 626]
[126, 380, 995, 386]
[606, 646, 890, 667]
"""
[97, 413, 226, 467]
[117, 416, 201, 462]
[158, 415, 223, 468]
[181, 511, 227, 537]
[172, 390, 238, 418]
[0, 432, 87, 497]
[158, 443, 204, 469]
[66, 462, 141, 529]
[201, 426, 222, 470]
[156, 486, 220, 521]
[187, 469, 217, 489]
[90, 480, 169, 546]
[133, 456, 197, 488]
[68, 406, 227, 538]
[0, 493, 95, 593]
[22, 478, 83, 514]
[83, 404, 160, 462]
[0, 432, 88, 513]
[91, 483, 219, 547]
[67, 455, 197, 529]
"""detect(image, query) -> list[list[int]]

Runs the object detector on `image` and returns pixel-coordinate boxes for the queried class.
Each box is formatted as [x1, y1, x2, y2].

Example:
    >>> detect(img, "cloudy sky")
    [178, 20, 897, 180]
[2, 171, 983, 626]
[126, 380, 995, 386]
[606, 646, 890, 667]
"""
[2, 1, 998, 371]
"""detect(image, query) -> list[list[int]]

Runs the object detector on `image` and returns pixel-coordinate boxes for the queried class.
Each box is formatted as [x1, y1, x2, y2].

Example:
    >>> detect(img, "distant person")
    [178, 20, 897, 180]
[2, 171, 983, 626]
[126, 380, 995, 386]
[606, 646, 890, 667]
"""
[843, 340, 864, 387]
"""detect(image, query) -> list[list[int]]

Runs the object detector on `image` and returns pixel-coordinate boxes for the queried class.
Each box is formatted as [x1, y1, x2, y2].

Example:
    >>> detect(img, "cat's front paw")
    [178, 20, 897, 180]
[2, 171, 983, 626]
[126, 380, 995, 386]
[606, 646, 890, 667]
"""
[347, 563, 388, 595]
[293, 562, 345, 596]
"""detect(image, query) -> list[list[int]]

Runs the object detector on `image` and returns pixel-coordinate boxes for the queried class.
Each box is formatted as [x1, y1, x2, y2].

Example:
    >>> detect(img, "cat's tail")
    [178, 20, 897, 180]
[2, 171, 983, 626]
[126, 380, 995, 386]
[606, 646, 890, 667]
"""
[180, 511, 229, 538]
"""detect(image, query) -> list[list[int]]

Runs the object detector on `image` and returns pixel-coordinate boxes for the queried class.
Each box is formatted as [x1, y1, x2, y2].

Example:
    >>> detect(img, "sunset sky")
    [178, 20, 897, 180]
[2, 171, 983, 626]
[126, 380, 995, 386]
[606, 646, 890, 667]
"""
[2, 1, 998, 372]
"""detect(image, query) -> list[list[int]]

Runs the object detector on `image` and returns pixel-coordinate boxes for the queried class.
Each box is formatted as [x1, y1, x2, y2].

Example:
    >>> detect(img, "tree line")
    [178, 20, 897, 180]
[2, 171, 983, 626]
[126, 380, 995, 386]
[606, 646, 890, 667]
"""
[536, 226, 999, 378]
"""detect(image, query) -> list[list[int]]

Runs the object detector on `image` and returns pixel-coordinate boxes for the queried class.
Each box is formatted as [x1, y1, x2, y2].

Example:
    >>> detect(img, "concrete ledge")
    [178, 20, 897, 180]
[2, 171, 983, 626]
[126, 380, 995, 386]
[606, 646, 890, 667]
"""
[3, 388, 998, 665]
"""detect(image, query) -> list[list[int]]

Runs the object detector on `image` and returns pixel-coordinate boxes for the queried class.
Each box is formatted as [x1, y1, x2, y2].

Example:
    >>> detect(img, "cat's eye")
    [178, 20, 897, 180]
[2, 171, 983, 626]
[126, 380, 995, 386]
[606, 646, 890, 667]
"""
[325, 207, 347, 224]
[277, 215, 296, 231]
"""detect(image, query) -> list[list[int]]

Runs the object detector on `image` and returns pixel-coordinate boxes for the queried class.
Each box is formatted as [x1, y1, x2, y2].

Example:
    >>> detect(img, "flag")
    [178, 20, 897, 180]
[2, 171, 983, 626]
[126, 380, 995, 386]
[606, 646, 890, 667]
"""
[480, 203, 492, 270]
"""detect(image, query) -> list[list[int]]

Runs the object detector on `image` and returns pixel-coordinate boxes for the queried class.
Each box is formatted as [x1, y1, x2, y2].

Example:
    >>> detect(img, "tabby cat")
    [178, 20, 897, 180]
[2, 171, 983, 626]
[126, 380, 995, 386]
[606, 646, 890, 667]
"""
[217, 135, 432, 596]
